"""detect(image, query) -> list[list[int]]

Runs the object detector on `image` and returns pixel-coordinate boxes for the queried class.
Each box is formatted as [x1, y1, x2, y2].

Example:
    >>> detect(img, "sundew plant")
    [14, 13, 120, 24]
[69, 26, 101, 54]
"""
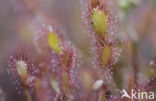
[0, 0, 156, 101]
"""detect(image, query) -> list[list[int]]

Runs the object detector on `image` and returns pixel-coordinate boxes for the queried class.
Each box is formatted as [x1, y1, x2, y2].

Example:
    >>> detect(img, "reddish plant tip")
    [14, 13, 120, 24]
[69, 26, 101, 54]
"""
[16, 60, 28, 82]
[33, 23, 66, 55]
[81, 0, 120, 71]
[33, 21, 78, 100]
[7, 52, 36, 91]
[81, 0, 119, 43]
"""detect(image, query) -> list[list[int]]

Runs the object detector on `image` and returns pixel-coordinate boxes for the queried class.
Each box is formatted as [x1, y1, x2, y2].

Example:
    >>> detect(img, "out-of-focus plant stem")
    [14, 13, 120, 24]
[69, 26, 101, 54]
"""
[131, 41, 139, 83]
[127, 23, 139, 83]
[121, 17, 139, 84]
[68, 91, 71, 101]
[119, 0, 140, 83]
[24, 85, 32, 101]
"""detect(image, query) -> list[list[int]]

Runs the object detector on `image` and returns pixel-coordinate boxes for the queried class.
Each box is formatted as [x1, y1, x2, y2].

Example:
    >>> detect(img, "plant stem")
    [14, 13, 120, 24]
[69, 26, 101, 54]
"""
[127, 23, 139, 83]
[24, 86, 32, 101]
[131, 41, 139, 83]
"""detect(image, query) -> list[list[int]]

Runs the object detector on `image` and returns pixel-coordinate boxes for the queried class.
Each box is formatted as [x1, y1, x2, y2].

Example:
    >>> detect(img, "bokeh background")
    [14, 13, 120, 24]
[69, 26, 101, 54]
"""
[0, 0, 156, 101]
